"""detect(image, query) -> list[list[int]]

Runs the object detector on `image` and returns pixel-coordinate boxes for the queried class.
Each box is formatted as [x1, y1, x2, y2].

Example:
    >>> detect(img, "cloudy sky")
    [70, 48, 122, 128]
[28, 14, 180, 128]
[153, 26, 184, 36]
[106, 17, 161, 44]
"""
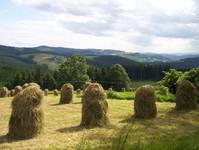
[0, 0, 199, 54]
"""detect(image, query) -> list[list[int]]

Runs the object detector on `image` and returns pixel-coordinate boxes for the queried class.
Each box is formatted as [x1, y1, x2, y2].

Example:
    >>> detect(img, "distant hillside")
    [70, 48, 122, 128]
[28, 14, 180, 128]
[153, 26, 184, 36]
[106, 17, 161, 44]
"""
[170, 57, 199, 69]
[0, 45, 199, 70]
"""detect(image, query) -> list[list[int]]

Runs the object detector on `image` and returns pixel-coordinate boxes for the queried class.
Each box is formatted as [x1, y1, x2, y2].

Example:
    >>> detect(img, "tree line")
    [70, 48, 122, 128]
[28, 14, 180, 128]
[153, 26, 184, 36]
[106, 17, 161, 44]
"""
[0, 55, 171, 91]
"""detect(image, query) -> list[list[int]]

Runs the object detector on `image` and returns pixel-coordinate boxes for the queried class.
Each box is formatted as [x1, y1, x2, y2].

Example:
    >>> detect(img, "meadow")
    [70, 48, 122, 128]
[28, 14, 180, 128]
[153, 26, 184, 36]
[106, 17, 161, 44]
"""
[0, 93, 199, 150]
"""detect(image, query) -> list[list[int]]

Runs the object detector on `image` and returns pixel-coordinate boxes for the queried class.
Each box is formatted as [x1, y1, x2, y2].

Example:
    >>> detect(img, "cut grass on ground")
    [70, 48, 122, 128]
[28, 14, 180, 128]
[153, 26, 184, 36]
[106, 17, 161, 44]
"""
[0, 94, 199, 150]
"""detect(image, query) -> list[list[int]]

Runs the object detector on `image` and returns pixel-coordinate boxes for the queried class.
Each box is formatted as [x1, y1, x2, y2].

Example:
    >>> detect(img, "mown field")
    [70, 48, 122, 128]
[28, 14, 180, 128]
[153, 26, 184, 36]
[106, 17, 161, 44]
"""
[0, 93, 199, 150]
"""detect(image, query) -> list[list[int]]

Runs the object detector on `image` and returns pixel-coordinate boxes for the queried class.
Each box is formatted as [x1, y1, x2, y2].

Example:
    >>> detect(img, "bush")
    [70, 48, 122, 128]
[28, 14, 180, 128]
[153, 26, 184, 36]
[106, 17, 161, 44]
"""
[107, 91, 135, 100]
[160, 69, 183, 94]
[155, 85, 175, 102]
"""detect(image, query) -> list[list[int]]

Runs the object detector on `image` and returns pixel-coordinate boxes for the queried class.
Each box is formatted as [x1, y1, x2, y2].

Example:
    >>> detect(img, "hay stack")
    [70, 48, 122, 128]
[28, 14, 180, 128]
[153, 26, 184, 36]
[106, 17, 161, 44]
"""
[76, 89, 81, 95]
[134, 85, 157, 119]
[14, 85, 22, 95]
[29, 82, 40, 89]
[0, 87, 9, 97]
[59, 83, 74, 104]
[54, 89, 59, 96]
[22, 83, 29, 89]
[23, 82, 40, 89]
[10, 89, 15, 97]
[8, 86, 44, 140]
[81, 83, 109, 127]
[176, 80, 198, 110]
[44, 89, 48, 96]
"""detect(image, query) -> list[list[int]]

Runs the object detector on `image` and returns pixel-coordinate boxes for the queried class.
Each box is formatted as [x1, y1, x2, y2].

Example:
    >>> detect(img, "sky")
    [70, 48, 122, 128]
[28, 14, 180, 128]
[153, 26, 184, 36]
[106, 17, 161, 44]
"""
[0, 0, 199, 54]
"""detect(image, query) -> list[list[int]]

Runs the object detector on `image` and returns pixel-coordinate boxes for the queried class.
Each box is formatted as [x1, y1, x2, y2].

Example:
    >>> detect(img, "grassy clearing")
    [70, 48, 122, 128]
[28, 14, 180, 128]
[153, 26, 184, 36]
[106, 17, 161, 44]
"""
[0, 94, 199, 150]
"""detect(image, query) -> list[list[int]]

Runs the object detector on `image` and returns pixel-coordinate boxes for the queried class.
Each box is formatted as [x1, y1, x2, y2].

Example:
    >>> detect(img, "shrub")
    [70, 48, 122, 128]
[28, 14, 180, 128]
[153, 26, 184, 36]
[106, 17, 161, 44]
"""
[155, 85, 175, 102]
[109, 64, 130, 91]
[81, 83, 109, 127]
[134, 85, 157, 119]
[8, 86, 44, 140]
[59, 83, 74, 104]
[160, 69, 183, 94]
[176, 80, 198, 110]
[107, 91, 135, 100]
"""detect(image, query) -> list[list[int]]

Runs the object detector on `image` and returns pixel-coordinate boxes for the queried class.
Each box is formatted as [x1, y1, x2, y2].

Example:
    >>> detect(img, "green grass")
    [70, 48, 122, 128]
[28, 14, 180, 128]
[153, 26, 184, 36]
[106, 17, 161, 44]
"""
[1, 93, 199, 150]
[107, 91, 135, 100]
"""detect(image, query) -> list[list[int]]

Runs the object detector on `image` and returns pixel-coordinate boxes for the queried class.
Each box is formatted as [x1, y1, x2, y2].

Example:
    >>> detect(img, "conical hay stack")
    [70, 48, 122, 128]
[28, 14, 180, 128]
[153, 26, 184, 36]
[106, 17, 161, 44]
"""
[29, 82, 40, 89]
[176, 80, 198, 110]
[0, 87, 9, 97]
[134, 85, 157, 119]
[76, 89, 81, 95]
[54, 89, 59, 96]
[22, 83, 29, 89]
[14, 85, 22, 95]
[10, 89, 15, 97]
[23, 82, 40, 89]
[59, 83, 74, 104]
[44, 89, 48, 96]
[8, 86, 44, 140]
[81, 83, 109, 127]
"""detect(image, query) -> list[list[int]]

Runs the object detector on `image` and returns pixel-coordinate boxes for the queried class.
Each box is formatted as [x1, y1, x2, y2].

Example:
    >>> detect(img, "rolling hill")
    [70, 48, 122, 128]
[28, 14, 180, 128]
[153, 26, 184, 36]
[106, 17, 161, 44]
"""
[0, 45, 199, 70]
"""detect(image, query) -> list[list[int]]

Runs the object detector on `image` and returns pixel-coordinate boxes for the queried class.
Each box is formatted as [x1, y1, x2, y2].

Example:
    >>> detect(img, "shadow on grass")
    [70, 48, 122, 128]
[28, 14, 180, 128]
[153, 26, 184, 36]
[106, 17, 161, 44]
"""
[57, 125, 84, 133]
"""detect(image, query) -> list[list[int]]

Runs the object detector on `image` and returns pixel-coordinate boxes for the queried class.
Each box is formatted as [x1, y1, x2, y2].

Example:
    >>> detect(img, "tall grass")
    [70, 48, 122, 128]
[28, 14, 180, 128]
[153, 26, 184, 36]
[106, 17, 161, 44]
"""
[76, 125, 199, 150]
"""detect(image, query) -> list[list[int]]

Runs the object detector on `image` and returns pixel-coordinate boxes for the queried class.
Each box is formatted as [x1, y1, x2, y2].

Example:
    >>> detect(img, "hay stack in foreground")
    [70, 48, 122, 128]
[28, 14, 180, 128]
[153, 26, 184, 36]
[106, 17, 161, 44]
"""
[44, 89, 48, 96]
[54, 89, 59, 96]
[8, 86, 44, 140]
[59, 83, 74, 104]
[14, 85, 22, 95]
[81, 83, 109, 127]
[0, 87, 9, 97]
[176, 80, 198, 110]
[134, 85, 157, 119]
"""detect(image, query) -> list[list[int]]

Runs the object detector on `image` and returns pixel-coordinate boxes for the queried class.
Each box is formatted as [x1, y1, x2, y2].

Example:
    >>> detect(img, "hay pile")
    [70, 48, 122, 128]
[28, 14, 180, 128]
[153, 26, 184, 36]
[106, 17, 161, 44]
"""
[54, 89, 59, 96]
[10, 89, 15, 97]
[0, 87, 9, 97]
[44, 89, 48, 96]
[29, 82, 40, 89]
[22, 83, 29, 89]
[59, 83, 74, 104]
[8, 86, 44, 140]
[14, 86, 22, 95]
[81, 83, 109, 127]
[134, 85, 157, 119]
[76, 89, 81, 95]
[176, 80, 198, 110]
[23, 82, 40, 89]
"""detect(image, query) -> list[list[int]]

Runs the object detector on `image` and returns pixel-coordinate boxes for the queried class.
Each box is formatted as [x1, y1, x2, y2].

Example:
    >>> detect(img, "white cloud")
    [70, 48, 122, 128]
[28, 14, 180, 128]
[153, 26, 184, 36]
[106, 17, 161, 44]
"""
[4, 0, 199, 53]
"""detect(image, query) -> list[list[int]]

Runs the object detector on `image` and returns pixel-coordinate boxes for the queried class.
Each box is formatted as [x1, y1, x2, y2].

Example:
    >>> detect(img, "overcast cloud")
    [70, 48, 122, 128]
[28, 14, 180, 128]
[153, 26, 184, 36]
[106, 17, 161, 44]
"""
[0, 0, 199, 53]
